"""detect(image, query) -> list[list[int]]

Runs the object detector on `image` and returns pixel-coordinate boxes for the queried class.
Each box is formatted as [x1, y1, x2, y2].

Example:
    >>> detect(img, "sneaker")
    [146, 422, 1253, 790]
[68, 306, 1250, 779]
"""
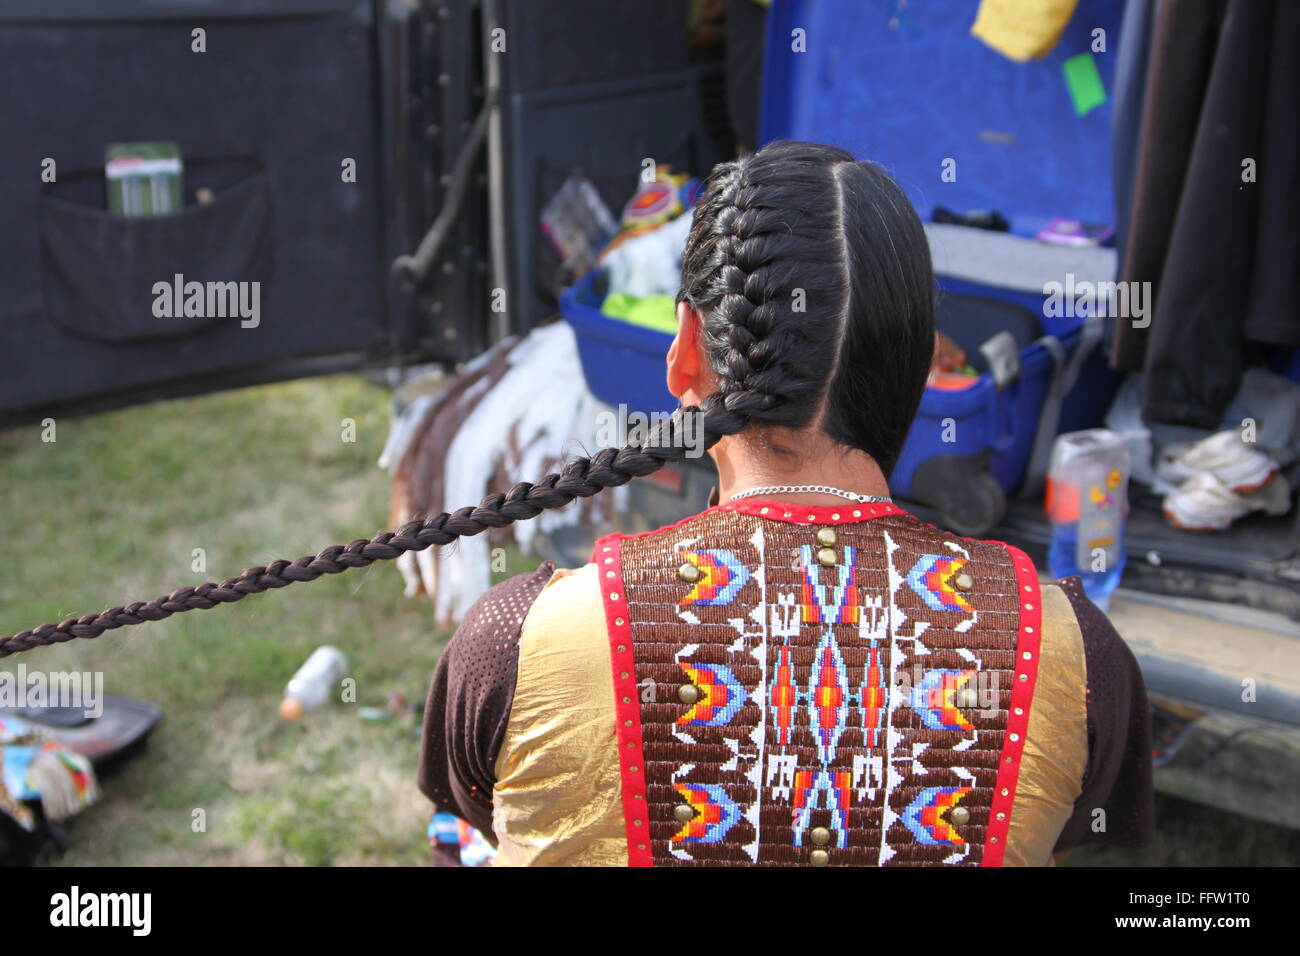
[1163, 471, 1293, 531]
[1155, 429, 1280, 494]
[1163, 472, 1251, 531]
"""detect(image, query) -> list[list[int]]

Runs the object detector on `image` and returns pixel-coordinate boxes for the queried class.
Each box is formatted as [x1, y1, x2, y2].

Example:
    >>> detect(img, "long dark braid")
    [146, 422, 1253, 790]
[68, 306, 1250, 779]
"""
[1, 140, 934, 658]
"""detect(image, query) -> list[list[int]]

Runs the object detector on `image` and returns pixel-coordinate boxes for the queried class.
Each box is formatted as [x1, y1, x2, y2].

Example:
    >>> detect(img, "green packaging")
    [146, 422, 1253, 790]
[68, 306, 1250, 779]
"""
[105, 141, 183, 216]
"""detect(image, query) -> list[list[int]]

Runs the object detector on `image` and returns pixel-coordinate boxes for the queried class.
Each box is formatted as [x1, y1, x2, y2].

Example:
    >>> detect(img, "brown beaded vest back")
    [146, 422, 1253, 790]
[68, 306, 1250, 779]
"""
[594, 499, 1043, 866]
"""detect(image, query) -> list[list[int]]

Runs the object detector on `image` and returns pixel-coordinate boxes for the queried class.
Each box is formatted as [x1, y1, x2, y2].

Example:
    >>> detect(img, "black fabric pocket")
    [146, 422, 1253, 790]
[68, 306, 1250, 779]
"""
[38, 161, 271, 343]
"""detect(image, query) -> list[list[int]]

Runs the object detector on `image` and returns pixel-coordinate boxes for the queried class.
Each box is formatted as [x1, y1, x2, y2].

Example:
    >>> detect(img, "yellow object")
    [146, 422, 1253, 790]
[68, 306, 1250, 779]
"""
[970, 0, 1080, 63]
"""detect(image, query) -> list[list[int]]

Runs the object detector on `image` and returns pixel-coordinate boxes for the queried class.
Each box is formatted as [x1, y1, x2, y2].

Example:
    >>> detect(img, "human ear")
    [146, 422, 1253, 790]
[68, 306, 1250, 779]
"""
[666, 300, 705, 400]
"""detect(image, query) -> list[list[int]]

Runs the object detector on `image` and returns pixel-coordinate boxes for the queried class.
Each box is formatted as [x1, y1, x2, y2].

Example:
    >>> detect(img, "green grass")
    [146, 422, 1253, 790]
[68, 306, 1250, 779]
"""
[0, 375, 459, 865]
[1, 375, 1295, 865]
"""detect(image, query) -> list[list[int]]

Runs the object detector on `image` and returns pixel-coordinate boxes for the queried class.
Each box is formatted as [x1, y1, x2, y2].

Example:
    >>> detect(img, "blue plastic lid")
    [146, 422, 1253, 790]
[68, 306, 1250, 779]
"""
[760, 0, 1124, 236]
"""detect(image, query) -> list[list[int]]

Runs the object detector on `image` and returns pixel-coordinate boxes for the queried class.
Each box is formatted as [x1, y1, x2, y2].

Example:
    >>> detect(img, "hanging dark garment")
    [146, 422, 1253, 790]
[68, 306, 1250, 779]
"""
[1244, 0, 1300, 350]
[1111, 0, 1300, 429]
[1109, 0, 1154, 276]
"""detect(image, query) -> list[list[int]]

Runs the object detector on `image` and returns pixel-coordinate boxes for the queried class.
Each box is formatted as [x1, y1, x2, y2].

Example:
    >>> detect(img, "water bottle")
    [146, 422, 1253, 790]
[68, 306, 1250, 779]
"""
[1045, 429, 1130, 611]
[279, 646, 348, 721]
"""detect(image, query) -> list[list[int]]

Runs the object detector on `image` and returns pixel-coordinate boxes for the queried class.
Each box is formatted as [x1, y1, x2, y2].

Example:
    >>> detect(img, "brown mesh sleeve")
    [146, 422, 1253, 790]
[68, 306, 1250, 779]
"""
[1052, 576, 1155, 851]
[417, 562, 557, 840]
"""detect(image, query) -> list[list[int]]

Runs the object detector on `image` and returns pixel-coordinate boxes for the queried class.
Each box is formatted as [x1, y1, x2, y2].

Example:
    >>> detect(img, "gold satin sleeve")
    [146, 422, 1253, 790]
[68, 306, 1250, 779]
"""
[1002, 582, 1089, 866]
[491, 563, 626, 866]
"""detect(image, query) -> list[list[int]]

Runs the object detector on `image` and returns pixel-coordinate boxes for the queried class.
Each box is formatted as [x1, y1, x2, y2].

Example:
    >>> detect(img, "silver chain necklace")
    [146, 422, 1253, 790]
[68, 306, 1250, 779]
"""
[726, 484, 892, 504]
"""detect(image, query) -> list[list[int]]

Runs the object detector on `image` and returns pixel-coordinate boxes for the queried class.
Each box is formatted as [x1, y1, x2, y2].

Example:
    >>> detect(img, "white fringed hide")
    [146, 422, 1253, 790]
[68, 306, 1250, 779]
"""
[381, 321, 624, 627]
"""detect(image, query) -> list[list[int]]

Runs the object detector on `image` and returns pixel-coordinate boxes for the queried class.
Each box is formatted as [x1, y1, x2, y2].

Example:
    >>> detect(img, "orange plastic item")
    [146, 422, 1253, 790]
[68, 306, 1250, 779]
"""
[1044, 475, 1081, 523]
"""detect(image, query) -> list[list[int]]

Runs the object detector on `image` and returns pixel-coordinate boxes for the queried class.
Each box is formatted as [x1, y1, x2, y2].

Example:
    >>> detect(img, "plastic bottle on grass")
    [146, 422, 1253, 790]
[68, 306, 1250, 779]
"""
[1045, 429, 1130, 611]
[279, 646, 348, 721]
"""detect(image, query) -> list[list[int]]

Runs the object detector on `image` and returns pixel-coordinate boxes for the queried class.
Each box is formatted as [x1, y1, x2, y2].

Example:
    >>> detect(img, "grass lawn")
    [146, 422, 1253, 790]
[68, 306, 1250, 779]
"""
[2, 374, 1296, 865]
[0, 374, 478, 865]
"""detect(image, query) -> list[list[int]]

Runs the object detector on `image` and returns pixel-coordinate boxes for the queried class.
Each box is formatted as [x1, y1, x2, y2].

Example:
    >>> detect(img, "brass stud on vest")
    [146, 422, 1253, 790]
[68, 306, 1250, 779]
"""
[816, 547, 838, 567]
[816, 527, 837, 547]
[953, 571, 975, 592]
[809, 848, 830, 867]
[677, 561, 700, 583]
[678, 683, 700, 706]
[674, 804, 695, 823]
[809, 826, 831, 846]
[948, 806, 971, 826]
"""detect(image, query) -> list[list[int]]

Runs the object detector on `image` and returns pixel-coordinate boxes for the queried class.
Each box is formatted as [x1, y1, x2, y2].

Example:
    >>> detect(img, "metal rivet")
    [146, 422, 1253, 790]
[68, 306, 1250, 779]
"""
[677, 562, 700, 583]
[809, 827, 831, 846]
[853, 509, 862, 517]
[1009, 733, 1020, 742]
[996, 812, 1006, 821]
[674, 804, 695, 822]
[678, 684, 700, 705]
[953, 572, 975, 592]
[949, 806, 971, 826]
[810, 848, 830, 867]
[1001, 788, 1010, 797]
[816, 527, 837, 546]
[1014, 707, 1024, 716]
[817, 547, 837, 567]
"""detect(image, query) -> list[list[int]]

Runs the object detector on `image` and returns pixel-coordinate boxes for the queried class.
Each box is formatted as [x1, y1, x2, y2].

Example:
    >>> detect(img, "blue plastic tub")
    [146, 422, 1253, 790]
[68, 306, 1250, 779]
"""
[893, 277, 1087, 502]
[559, 269, 677, 415]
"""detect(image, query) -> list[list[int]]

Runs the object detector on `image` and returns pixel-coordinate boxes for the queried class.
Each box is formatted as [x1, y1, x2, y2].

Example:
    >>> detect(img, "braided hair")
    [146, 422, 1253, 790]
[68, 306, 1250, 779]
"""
[0, 140, 934, 658]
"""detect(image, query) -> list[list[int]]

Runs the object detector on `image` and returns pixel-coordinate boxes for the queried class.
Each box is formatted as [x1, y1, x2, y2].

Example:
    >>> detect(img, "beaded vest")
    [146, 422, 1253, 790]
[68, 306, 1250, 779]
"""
[594, 499, 1043, 866]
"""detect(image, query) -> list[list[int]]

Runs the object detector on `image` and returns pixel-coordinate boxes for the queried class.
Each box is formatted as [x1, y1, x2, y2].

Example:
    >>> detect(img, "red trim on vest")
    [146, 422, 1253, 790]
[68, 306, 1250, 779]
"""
[982, 543, 1043, 867]
[589, 500, 907, 560]
[717, 498, 907, 524]
[594, 531, 653, 867]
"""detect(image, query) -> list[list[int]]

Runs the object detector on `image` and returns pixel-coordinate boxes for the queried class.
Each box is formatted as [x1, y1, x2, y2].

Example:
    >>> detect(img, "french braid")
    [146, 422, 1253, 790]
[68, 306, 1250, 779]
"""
[1, 145, 830, 658]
